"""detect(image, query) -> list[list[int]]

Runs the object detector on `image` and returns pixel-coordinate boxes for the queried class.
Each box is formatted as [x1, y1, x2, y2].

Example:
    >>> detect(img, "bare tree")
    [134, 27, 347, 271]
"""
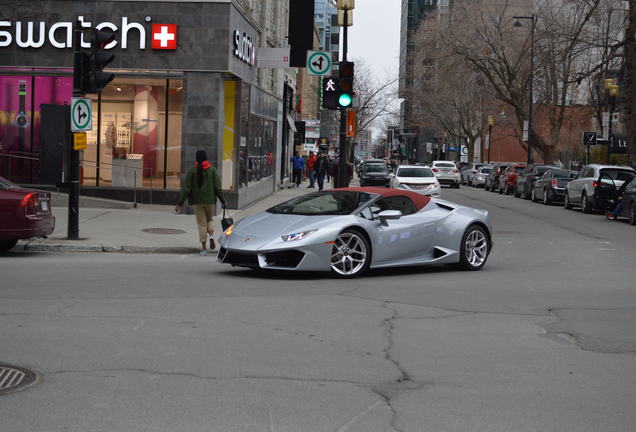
[352, 59, 399, 138]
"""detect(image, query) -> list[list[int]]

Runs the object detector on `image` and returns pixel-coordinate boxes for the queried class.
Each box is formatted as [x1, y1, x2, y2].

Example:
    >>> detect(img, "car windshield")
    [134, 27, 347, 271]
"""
[536, 166, 555, 174]
[267, 191, 372, 215]
[435, 163, 455, 168]
[551, 170, 573, 178]
[479, 168, 492, 174]
[365, 164, 388, 173]
[600, 169, 635, 181]
[396, 167, 434, 177]
[514, 166, 524, 173]
[0, 176, 15, 189]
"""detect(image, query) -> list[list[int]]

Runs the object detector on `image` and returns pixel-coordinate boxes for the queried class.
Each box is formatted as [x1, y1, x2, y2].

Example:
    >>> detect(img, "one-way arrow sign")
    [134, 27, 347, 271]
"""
[582, 131, 597, 146]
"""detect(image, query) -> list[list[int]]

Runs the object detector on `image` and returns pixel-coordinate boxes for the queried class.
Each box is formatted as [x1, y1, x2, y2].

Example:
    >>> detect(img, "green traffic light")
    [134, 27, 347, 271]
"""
[339, 94, 352, 107]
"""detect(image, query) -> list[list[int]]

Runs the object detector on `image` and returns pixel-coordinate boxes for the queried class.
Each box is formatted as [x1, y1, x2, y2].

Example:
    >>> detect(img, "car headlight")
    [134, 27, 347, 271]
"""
[423, 183, 437, 190]
[224, 225, 234, 236]
[397, 183, 408, 189]
[281, 229, 317, 242]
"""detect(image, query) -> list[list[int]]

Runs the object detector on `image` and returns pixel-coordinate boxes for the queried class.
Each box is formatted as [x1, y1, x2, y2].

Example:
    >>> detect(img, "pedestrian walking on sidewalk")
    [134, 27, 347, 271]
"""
[175, 150, 226, 256]
[291, 152, 305, 187]
[306, 152, 317, 188]
[314, 151, 330, 191]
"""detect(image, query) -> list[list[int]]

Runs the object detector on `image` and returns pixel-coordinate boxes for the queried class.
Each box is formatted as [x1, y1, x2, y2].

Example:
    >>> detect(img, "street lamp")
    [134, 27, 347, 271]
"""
[604, 78, 619, 164]
[513, 14, 535, 165]
[487, 115, 494, 164]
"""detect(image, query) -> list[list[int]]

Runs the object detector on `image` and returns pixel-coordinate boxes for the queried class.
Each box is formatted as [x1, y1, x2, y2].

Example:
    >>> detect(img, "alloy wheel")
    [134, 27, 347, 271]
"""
[331, 231, 368, 276]
[462, 228, 489, 269]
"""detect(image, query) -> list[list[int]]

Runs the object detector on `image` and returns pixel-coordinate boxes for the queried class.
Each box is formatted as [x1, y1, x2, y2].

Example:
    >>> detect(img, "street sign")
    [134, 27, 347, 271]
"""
[583, 131, 597, 146]
[70, 97, 92, 132]
[346, 111, 356, 137]
[307, 51, 332, 76]
[522, 120, 528, 142]
[73, 132, 87, 151]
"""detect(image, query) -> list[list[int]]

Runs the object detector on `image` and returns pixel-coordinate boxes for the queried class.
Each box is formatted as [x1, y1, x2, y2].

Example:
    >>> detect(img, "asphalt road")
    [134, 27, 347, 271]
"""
[1, 185, 635, 432]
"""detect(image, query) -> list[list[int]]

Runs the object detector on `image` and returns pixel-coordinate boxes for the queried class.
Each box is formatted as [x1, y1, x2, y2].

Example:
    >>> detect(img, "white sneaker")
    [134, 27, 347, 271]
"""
[200, 250, 208, 256]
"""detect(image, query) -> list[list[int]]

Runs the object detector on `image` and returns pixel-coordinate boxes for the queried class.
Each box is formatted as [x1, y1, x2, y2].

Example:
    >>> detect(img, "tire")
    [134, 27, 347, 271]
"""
[524, 184, 532, 200]
[505, 185, 511, 195]
[544, 189, 552, 205]
[514, 185, 521, 198]
[629, 203, 636, 226]
[0, 239, 18, 252]
[564, 192, 573, 209]
[330, 229, 371, 278]
[456, 182, 460, 189]
[581, 193, 592, 214]
[459, 224, 490, 271]
[531, 188, 538, 202]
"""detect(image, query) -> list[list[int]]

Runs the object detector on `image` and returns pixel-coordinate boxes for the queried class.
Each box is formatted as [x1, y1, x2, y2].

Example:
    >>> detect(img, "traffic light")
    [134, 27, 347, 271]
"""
[322, 76, 339, 110]
[82, 29, 115, 94]
[337, 61, 354, 107]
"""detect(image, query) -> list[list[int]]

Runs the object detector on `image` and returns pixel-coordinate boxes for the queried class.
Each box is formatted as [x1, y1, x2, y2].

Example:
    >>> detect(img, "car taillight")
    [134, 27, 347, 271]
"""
[452, 169, 459, 173]
[551, 179, 558, 187]
[432, 168, 438, 172]
[19, 193, 39, 215]
[593, 181, 598, 188]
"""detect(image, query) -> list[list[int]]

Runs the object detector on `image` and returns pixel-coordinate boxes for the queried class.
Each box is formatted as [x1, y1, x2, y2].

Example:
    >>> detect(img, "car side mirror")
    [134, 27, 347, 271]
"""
[378, 210, 402, 226]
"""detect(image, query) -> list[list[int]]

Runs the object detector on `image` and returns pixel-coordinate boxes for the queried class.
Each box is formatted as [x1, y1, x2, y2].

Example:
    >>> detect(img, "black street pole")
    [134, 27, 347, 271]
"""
[68, 20, 82, 240]
[337, 9, 349, 188]
[488, 124, 492, 164]
[608, 93, 615, 164]
[527, 14, 535, 165]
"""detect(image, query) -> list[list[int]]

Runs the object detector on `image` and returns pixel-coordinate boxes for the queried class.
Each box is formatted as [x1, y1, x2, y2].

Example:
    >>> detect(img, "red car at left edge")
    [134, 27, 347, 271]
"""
[0, 176, 55, 252]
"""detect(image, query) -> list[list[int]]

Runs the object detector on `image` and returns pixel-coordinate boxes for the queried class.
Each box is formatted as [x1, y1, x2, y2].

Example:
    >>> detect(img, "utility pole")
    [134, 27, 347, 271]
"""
[336, 0, 354, 188]
[68, 21, 83, 240]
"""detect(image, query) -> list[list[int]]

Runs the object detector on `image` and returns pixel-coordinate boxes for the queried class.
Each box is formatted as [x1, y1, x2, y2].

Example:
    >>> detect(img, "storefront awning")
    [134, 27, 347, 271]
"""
[286, 113, 297, 133]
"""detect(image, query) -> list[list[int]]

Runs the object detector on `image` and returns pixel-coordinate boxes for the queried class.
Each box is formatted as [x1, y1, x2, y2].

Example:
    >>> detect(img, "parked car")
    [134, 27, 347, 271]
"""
[359, 162, 391, 187]
[564, 164, 636, 213]
[390, 165, 441, 196]
[357, 159, 384, 178]
[431, 160, 461, 188]
[461, 163, 485, 185]
[515, 165, 559, 199]
[0, 176, 55, 252]
[498, 164, 526, 195]
[531, 169, 577, 205]
[470, 166, 492, 188]
[596, 173, 636, 223]
[485, 164, 508, 192]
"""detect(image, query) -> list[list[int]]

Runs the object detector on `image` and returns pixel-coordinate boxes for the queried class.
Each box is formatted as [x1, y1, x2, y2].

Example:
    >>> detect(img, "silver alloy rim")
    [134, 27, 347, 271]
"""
[464, 229, 488, 267]
[331, 232, 367, 275]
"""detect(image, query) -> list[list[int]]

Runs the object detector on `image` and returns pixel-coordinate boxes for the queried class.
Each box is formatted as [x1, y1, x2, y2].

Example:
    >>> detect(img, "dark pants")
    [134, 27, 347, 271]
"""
[293, 169, 302, 186]
[308, 170, 315, 187]
[316, 172, 326, 190]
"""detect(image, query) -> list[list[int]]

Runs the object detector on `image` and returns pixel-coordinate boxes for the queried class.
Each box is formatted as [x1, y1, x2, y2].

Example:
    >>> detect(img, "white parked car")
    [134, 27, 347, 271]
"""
[471, 166, 493, 187]
[431, 161, 461, 188]
[390, 165, 441, 196]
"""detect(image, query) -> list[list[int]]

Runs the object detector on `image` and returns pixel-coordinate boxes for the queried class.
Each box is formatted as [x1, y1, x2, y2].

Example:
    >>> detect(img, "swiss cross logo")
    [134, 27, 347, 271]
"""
[151, 24, 177, 50]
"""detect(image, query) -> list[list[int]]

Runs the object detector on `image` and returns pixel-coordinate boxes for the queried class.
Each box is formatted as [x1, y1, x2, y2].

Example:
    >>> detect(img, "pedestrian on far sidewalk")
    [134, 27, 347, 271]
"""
[306, 152, 317, 188]
[314, 151, 330, 191]
[175, 150, 226, 256]
[291, 151, 305, 187]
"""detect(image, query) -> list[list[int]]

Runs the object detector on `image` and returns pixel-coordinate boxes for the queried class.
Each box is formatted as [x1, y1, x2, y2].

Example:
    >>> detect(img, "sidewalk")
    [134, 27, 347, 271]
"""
[17, 180, 327, 254]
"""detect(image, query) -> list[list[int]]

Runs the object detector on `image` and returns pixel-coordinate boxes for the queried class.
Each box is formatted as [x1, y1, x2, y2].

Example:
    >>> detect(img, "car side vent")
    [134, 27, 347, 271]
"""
[433, 247, 447, 258]
[436, 202, 455, 211]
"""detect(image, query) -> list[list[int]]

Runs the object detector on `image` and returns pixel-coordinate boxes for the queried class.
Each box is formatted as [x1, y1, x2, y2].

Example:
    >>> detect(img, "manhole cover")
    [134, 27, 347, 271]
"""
[142, 228, 186, 235]
[0, 364, 38, 395]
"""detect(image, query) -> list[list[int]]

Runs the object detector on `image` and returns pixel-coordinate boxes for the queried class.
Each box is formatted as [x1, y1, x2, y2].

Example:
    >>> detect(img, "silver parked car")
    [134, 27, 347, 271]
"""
[470, 166, 493, 187]
[461, 163, 485, 185]
[218, 188, 493, 277]
[564, 164, 636, 213]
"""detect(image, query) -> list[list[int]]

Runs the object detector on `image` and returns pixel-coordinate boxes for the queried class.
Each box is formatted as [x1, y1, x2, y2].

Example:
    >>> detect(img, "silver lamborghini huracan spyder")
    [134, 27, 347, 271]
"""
[218, 187, 492, 277]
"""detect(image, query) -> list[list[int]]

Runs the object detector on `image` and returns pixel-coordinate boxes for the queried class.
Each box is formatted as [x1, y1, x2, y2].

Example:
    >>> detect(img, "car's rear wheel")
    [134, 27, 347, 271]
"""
[459, 225, 490, 271]
[0, 239, 18, 252]
[581, 193, 592, 213]
[564, 192, 573, 209]
[629, 202, 636, 226]
[330, 229, 370, 278]
[543, 189, 552, 205]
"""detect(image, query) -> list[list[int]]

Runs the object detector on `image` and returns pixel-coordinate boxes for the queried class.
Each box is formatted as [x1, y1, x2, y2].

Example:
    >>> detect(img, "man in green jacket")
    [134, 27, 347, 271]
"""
[175, 150, 226, 255]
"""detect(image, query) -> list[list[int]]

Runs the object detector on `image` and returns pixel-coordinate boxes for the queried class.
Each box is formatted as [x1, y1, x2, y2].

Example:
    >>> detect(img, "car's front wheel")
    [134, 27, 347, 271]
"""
[0, 239, 18, 252]
[459, 225, 490, 271]
[330, 229, 371, 278]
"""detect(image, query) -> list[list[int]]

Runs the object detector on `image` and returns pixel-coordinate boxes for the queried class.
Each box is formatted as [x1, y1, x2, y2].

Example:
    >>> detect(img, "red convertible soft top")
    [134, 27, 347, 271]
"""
[332, 187, 432, 211]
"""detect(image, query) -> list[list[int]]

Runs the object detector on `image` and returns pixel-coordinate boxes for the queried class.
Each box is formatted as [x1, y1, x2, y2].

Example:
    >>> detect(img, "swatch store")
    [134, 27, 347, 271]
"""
[0, 1, 283, 207]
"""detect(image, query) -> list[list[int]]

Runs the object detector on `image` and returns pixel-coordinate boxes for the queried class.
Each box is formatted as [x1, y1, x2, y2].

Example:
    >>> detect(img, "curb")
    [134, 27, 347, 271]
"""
[19, 241, 200, 254]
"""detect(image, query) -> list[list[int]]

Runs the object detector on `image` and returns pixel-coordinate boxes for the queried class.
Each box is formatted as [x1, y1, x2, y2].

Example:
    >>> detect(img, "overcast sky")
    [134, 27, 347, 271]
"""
[347, 0, 401, 82]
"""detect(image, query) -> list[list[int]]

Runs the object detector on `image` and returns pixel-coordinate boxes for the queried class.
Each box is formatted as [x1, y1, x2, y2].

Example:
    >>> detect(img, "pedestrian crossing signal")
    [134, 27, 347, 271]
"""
[322, 76, 339, 110]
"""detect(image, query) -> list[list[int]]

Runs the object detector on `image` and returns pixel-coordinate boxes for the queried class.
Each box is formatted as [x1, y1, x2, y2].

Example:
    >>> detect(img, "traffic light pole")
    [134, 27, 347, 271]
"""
[67, 20, 82, 240]
[337, 9, 349, 188]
